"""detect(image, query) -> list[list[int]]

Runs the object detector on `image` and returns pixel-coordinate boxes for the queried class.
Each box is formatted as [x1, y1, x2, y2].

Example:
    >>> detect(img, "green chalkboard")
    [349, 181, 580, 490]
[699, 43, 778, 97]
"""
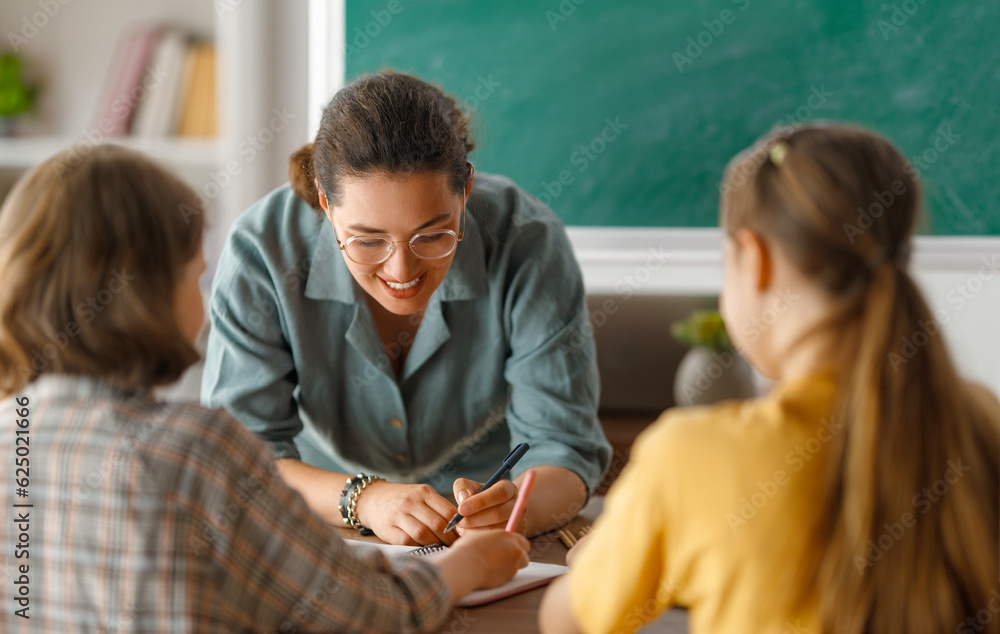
[345, 0, 999, 235]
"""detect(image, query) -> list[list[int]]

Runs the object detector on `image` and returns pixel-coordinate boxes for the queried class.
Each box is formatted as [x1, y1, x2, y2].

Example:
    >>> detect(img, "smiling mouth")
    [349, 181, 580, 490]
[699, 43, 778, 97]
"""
[383, 274, 424, 290]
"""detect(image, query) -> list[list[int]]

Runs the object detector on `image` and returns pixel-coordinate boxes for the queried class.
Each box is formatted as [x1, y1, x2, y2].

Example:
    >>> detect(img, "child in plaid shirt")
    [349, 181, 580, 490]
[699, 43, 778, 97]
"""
[0, 144, 528, 633]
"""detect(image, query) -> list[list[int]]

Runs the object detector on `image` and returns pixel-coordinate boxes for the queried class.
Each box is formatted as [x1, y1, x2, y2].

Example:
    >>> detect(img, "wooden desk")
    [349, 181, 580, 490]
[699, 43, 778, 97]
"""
[346, 497, 689, 633]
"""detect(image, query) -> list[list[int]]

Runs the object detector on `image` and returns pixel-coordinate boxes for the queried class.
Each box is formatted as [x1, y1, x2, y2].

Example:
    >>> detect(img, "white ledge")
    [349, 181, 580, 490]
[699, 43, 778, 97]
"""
[566, 227, 1000, 296]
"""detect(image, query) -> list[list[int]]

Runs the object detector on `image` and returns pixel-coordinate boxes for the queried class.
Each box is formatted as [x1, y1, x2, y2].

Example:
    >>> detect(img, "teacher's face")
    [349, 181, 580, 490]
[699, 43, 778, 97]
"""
[323, 171, 468, 316]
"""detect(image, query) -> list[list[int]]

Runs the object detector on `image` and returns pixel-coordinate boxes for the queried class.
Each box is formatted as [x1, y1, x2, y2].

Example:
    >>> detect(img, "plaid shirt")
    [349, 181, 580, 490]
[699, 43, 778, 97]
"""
[1, 375, 450, 633]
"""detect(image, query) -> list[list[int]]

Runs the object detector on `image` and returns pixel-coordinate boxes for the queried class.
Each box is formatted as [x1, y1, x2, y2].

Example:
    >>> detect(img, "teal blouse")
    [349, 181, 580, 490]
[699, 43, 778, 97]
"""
[202, 174, 611, 494]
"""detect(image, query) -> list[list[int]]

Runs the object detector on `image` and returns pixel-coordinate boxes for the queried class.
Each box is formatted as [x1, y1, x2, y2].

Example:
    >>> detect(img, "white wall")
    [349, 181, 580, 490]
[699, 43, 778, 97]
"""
[214, 0, 311, 231]
[570, 228, 1000, 399]
[918, 268, 1000, 396]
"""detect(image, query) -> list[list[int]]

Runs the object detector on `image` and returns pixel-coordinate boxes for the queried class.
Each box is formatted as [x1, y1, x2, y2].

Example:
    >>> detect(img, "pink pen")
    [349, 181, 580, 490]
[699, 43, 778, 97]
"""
[505, 469, 536, 532]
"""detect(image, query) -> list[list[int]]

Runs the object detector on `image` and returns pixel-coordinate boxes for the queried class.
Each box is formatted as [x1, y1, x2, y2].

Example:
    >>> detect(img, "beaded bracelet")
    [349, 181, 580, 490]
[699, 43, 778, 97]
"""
[338, 473, 384, 532]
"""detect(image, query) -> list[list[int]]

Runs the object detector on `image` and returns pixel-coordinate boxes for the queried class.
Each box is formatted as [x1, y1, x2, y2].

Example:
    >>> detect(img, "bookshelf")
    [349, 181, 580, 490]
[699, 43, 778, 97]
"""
[0, 0, 219, 196]
[0, 0, 311, 230]
[0, 0, 314, 401]
[0, 136, 219, 170]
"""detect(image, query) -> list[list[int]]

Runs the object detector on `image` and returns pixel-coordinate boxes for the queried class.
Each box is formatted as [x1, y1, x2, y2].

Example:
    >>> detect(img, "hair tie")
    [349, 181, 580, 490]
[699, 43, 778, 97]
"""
[769, 142, 789, 166]
[866, 244, 911, 276]
[866, 251, 889, 275]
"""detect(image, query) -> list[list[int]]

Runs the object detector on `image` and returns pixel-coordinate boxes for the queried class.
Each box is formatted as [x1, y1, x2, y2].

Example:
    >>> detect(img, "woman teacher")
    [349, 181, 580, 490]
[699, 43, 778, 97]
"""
[203, 71, 611, 546]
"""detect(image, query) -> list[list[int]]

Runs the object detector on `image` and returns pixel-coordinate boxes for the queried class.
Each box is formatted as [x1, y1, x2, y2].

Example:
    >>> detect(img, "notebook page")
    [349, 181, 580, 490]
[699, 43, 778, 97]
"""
[345, 541, 567, 607]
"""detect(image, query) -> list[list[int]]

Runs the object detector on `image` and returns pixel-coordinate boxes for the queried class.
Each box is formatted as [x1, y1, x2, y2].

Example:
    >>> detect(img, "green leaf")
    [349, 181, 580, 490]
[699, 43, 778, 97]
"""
[670, 309, 734, 352]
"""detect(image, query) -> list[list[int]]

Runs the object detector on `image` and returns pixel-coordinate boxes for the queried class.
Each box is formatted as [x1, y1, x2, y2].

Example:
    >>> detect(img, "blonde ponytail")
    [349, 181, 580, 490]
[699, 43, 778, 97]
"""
[815, 262, 999, 633]
[722, 123, 1000, 633]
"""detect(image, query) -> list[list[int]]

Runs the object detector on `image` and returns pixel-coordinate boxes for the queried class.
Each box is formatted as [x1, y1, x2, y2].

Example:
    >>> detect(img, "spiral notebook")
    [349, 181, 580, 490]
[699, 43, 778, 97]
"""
[346, 541, 567, 607]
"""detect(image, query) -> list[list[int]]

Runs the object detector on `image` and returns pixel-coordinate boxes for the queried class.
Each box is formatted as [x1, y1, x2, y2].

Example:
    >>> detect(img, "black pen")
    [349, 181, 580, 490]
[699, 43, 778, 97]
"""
[443, 442, 530, 533]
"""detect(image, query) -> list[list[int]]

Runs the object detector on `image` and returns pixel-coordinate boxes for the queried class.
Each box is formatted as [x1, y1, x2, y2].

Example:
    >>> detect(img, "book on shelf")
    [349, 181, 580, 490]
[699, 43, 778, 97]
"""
[92, 24, 163, 136]
[130, 29, 188, 138]
[176, 42, 216, 138]
[92, 23, 216, 139]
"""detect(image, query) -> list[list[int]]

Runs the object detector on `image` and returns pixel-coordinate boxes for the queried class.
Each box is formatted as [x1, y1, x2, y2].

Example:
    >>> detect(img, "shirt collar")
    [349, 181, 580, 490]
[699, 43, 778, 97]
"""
[304, 220, 358, 303]
[304, 213, 488, 304]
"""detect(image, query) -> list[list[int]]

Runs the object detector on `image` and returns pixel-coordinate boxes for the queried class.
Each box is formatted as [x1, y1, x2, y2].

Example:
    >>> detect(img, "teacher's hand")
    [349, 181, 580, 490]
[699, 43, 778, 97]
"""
[452, 477, 521, 534]
[354, 481, 459, 546]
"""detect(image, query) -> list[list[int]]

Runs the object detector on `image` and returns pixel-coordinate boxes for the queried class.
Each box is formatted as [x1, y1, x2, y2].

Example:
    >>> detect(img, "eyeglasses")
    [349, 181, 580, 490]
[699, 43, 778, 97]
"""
[334, 207, 466, 266]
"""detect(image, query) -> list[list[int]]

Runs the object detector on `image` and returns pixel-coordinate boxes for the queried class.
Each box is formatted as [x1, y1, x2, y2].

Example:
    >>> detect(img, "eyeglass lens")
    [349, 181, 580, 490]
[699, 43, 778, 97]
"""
[346, 230, 457, 264]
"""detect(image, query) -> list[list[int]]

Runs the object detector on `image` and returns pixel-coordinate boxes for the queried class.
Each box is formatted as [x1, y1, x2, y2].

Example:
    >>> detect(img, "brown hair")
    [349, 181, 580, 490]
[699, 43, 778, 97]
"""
[289, 70, 475, 212]
[0, 144, 205, 396]
[722, 123, 1000, 633]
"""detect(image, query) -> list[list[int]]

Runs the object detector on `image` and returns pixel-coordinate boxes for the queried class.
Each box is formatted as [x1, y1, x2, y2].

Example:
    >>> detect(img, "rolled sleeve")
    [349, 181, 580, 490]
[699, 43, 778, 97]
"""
[202, 243, 302, 459]
[502, 213, 612, 494]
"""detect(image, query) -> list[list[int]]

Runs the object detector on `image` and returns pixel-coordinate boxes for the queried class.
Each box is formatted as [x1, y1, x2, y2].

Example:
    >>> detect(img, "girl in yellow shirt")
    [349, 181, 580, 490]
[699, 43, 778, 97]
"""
[540, 123, 1000, 634]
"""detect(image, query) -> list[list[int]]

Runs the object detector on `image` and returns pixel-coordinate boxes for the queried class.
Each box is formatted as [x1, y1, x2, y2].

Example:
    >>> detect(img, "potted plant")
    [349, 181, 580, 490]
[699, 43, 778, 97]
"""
[0, 52, 37, 137]
[670, 309, 756, 406]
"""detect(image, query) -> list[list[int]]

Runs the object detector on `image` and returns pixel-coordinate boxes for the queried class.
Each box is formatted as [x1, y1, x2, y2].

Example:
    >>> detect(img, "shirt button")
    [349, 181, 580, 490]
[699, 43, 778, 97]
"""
[395, 452, 407, 461]
[391, 418, 404, 429]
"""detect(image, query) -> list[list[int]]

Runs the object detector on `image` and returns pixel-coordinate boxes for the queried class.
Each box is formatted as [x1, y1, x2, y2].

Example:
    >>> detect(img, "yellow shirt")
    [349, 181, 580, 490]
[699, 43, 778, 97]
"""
[570, 371, 837, 634]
